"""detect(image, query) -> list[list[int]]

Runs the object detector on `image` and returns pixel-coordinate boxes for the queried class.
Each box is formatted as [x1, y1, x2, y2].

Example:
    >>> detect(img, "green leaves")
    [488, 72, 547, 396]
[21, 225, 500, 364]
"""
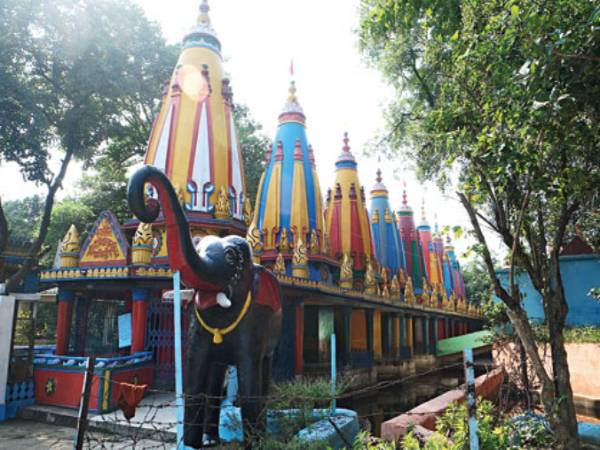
[0, 0, 177, 184]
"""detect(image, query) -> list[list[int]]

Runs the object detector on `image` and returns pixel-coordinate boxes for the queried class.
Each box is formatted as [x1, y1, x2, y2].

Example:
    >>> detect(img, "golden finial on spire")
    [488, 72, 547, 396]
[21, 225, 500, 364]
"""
[421, 198, 427, 223]
[339, 253, 354, 289]
[322, 232, 331, 256]
[379, 266, 389, 284]
[132, 223, 153, 266]
[246, 222, 263, 264]
[364, 259, 377, 295]
[390, 274, 401, 297]
[292, 238, 309, 279]
[404, 276, 416, 304]
[376, 168, 382, 184]
[59, 224, 81, 268]
[371, 208, 380, 224]
[197, 0, 211, 26]
[309, 229, 319, 255]
[274, 252, 286, 275]
[287, 80, 298, 104]
[214, 187, 231, 219]
[279, 227, 291, 252]
[384, 208, 393, 224]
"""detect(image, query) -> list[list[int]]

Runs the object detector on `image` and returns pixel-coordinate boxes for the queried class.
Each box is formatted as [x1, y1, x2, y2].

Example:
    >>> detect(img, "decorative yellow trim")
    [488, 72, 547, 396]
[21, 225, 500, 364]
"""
[194, 291, 252, 344]
[102, 370, 111, 411]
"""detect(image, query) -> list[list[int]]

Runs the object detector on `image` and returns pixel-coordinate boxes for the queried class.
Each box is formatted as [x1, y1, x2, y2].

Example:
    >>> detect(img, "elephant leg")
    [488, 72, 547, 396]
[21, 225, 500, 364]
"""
[202, 362, 227, 445]
[184, 330, 211, 448]
[236, 351, 264, 442]
[261, 355, 273, 399]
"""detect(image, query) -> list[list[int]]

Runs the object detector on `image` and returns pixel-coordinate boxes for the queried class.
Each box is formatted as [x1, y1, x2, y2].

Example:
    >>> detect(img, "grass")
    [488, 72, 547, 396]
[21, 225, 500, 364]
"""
[531, 324, 600, 344]
[563, 326, 600, 343]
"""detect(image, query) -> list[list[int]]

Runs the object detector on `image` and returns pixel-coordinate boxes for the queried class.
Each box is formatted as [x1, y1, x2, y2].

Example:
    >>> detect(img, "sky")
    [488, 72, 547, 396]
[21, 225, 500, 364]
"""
[0, 0, 503, 261]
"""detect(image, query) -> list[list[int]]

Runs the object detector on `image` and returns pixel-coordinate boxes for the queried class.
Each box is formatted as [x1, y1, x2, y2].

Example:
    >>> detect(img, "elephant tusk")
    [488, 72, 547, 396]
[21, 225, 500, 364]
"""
[216, 292, 232, 308]
[161, 289, 194, 301]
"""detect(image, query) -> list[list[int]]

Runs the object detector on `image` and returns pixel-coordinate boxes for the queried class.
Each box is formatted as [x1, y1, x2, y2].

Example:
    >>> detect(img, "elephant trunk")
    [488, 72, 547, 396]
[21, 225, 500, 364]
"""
[127, 166, 221, 291]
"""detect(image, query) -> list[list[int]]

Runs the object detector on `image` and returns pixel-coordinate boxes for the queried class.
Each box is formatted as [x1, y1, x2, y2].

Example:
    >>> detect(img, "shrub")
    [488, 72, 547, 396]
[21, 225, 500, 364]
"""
[401, 398, 553, 449]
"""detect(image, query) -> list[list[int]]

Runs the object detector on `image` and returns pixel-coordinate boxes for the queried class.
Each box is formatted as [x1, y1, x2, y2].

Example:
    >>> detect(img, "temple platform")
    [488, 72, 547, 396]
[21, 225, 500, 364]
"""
[18, 391, 359, 448]
[19, 392, 177, 444]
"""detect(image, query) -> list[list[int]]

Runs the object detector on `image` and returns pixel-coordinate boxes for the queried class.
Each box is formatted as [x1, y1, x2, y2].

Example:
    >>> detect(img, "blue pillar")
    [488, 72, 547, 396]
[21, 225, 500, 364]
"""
[430, 316, 438, 355]
[423, 315, 430, 355]
[366, 309, 374, 365]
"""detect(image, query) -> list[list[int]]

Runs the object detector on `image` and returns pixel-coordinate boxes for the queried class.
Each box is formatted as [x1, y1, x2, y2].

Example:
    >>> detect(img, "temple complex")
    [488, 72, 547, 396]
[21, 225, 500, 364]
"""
[33, 0, 482, 413]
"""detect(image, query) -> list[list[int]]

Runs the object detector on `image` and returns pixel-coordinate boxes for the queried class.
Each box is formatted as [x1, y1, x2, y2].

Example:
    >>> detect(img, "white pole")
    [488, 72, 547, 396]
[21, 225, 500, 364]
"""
[331, 333, 337, 415]
[173, 271, 186, 449]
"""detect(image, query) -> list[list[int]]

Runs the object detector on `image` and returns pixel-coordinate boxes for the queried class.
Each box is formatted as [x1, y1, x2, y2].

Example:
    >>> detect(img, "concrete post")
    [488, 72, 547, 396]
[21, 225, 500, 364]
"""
[366, 309, 374, 364]
[295, 302, 305, 376]
[342, 306, 352, 368]
[430, 316, 438, 355]
[0, 295, 16, 421]
[423, 315, 430, 354]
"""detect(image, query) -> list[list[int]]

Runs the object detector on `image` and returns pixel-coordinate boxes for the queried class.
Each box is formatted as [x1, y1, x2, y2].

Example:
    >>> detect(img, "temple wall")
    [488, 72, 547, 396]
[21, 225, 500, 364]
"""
[496, 254, 600, 326]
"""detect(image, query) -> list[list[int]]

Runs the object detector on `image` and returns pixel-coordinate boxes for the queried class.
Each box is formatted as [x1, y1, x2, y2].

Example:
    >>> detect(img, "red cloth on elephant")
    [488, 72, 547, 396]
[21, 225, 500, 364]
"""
[194, 266, 281, 313]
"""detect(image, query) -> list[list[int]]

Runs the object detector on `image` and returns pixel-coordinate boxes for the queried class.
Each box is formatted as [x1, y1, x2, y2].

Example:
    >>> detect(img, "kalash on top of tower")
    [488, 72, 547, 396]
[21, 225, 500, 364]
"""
[144, 0, 250, 237]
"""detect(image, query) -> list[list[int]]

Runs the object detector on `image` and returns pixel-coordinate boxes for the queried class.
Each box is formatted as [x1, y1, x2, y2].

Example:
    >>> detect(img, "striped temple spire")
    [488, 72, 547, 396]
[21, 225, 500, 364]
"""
[443, 234, 465, 299]
[143, 1, 247, 235]
[325, 133, 375, 273]
[369, 169, 406, 275]
[396, 182, 423, 292]
[416, 198, 433, 287]
[252, 81, 329, 279]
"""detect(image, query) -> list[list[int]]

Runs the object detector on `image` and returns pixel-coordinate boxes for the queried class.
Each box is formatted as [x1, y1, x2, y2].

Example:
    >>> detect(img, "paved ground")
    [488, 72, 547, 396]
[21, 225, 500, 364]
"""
[0, 419, 170, 449]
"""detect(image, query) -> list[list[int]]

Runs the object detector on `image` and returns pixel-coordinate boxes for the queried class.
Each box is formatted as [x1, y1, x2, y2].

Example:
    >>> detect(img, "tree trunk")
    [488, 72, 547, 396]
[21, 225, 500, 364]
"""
[5, 149, 73, 293]
[0, 199, 8, 282]
[456, 192, 581, 447]
[543, 248, 580, 449]
[547, 323, 579, 449]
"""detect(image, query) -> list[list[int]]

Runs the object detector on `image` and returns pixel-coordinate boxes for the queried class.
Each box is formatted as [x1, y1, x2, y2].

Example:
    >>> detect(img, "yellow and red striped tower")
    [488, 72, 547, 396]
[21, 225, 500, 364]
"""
[144, 0, 247, 236]
[325, 133, 375, 277]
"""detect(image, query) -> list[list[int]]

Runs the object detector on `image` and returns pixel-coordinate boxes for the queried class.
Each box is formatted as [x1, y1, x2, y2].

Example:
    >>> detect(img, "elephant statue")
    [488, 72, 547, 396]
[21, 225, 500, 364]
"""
[128, 166, 282, 448]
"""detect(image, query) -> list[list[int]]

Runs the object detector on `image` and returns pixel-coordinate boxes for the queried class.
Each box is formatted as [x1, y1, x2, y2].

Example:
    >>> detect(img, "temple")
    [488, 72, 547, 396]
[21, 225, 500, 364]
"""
[33, 0, 481, 413]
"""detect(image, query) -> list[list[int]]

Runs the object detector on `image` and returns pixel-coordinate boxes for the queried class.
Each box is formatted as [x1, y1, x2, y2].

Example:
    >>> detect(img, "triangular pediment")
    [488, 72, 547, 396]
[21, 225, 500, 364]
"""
[80, 211, 129, 266]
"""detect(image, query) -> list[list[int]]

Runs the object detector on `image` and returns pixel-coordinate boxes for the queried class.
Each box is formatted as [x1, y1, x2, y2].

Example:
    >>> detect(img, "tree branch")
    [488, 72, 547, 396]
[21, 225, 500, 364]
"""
[5, 147, 74, 292]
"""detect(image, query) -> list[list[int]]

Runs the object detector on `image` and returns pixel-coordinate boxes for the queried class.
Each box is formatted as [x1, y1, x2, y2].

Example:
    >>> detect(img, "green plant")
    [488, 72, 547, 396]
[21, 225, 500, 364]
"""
[563, 326, 600, 344]
[245, 378, 349, 447]
[401, 399, 553, 449]
[352, 431, 396, 449]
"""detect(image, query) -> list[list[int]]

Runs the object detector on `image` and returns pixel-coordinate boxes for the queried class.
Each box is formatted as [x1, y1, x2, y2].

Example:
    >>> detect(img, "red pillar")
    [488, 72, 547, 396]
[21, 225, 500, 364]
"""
[438, 319, 444, 340]
[56, 290, 74, 355]
[294, 303, 304, 376]
[131, 288, 150, 354]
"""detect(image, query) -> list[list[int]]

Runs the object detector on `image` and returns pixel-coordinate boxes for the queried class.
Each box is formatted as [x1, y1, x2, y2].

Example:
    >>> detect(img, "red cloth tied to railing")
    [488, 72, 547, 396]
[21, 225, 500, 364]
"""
[117, 382, 148, 420]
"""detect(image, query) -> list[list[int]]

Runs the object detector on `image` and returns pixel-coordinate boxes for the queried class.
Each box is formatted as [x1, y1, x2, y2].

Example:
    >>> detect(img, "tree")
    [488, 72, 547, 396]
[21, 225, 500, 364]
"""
[360, 1, 600, 448]
[0, 0, 175, 291]
[234, 104, 269, 206]
[461, 257, 492, 307]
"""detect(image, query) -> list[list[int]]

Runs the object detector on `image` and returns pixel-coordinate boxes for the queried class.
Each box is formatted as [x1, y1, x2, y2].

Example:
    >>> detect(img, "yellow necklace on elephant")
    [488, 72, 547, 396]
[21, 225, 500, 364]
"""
[194, 291, 252, 344]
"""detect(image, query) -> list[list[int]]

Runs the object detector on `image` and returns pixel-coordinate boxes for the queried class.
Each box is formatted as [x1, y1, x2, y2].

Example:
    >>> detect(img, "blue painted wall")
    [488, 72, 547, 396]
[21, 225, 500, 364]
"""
[496, 254, 600, 326]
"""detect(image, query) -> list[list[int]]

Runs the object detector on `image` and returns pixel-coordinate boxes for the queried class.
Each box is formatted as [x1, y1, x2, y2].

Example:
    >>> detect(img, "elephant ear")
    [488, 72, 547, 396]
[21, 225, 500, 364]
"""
[253, 265, 282, 313]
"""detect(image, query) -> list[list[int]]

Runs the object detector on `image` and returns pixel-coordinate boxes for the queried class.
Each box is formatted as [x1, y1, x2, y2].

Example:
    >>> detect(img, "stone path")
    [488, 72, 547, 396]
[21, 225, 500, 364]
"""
[0, 419, 169, 449]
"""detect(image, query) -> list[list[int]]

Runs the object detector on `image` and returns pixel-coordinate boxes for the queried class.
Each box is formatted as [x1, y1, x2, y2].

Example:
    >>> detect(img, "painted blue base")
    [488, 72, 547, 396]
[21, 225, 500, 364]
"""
[0, 404, 5, 422]
[219, 407, 359, 449]
[579, 421, 600, 446]
[496, 254, 600, 326]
